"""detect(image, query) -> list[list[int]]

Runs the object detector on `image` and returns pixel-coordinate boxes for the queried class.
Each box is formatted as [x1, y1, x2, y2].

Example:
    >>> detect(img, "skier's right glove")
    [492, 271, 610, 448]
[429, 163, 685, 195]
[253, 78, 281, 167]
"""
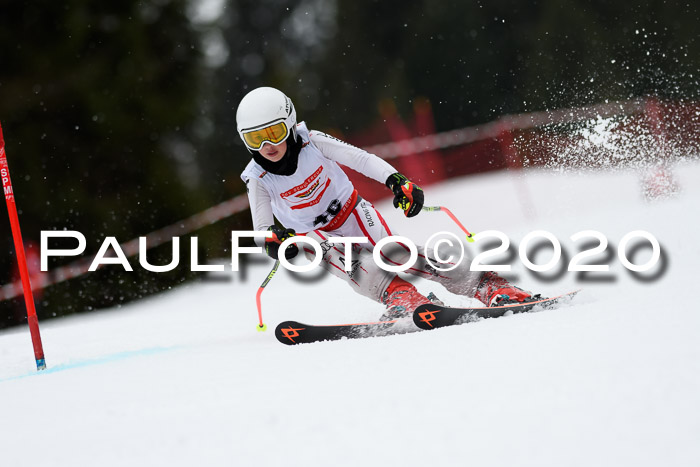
[265, 226, 299, 260]
[386, 172, 424, 218]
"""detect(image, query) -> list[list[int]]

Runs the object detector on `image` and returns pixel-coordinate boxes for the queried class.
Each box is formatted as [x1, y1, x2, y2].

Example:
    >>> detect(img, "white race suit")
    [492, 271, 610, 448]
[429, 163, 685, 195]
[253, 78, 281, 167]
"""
[241, 122, 482, 304]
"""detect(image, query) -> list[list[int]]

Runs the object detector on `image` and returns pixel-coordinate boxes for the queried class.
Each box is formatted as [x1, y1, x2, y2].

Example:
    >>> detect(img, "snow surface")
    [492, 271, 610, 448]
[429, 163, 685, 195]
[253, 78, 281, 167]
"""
[2, 162, 699, 467]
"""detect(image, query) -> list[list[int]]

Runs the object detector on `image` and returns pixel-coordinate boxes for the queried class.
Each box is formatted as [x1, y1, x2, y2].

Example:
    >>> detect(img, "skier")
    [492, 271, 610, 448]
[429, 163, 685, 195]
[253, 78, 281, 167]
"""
[238, 86, 538, 319]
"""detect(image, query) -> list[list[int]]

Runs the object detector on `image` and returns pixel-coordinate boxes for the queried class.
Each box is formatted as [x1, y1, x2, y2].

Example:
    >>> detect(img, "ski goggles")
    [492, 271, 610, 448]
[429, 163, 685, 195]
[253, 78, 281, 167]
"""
[241, 121, 290, 151]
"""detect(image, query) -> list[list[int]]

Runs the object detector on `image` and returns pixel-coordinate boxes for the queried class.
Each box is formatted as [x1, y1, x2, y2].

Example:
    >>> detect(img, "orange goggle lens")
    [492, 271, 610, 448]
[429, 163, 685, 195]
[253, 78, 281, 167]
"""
[242, 122, 289, 150]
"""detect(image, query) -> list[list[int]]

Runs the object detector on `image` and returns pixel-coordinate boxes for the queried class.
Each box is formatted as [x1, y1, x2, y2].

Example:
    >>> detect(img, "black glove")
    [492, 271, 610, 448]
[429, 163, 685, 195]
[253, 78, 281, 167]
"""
[386, 172, 424, 218]
[265, 226, 299, 260]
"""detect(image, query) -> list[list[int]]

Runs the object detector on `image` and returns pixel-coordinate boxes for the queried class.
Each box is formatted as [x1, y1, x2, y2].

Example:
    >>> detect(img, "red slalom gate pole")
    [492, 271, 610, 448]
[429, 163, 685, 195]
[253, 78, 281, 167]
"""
[0, 123, 46, 371]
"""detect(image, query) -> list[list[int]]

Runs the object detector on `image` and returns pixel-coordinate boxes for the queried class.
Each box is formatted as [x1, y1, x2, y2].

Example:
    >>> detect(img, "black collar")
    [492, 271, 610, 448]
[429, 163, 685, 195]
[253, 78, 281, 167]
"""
[252, 136, 303, 176]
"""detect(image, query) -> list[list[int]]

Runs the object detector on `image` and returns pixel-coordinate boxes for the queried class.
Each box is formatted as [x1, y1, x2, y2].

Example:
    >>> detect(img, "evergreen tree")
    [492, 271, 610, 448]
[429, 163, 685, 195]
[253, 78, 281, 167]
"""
[0, 1, 206, 326]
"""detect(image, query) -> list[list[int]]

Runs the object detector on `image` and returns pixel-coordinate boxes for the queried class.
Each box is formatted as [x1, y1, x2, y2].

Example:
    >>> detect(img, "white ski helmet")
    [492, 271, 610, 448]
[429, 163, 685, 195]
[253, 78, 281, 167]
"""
[236, 87, 297, 152]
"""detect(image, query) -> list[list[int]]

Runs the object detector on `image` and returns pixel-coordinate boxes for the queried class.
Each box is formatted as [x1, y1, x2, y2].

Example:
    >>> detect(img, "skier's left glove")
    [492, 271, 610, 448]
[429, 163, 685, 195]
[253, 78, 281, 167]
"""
[386, 172, 424, 218]
[265, 226, 299, 260]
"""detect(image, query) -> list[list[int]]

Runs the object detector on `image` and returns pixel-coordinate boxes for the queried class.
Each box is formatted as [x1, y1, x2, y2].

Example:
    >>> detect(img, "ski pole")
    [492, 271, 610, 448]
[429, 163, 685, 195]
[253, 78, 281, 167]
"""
[0, 122, 47, 370]
[255, 260, 280, 331]
[422, 205, 475, 242]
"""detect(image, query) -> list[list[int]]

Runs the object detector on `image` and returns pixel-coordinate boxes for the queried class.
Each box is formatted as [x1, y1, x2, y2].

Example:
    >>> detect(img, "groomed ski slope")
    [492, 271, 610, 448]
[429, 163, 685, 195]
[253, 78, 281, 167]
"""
[2, 162, 699, 467]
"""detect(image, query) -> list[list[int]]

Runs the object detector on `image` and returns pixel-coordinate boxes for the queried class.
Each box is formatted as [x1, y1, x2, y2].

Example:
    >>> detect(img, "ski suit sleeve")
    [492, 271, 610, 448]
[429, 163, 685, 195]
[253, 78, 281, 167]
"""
[309, 131, 397, 184]
[243, 175, 275, 247]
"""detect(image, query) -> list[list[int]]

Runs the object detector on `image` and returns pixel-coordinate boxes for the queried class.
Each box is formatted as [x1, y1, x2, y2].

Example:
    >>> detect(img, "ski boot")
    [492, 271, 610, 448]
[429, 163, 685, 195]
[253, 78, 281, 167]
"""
[380, 276, 433, 320]
[474, 271, 542, 307]
[426, 292, 444, 306]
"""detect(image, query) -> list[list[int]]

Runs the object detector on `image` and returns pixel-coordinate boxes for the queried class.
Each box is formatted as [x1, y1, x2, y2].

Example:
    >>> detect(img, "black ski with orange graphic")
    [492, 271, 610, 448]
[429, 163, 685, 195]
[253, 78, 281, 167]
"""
[413, 290, 580, 330]
[275, 319, 405, 345]
[275, 291, 580, 345]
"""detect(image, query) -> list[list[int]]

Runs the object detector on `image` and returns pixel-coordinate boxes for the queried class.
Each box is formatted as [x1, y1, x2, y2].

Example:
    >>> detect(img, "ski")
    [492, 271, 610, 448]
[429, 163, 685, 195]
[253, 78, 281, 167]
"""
[276, 290, 581, 344]
[413, 290, 581, 330]
[275, 319, 407, 345]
